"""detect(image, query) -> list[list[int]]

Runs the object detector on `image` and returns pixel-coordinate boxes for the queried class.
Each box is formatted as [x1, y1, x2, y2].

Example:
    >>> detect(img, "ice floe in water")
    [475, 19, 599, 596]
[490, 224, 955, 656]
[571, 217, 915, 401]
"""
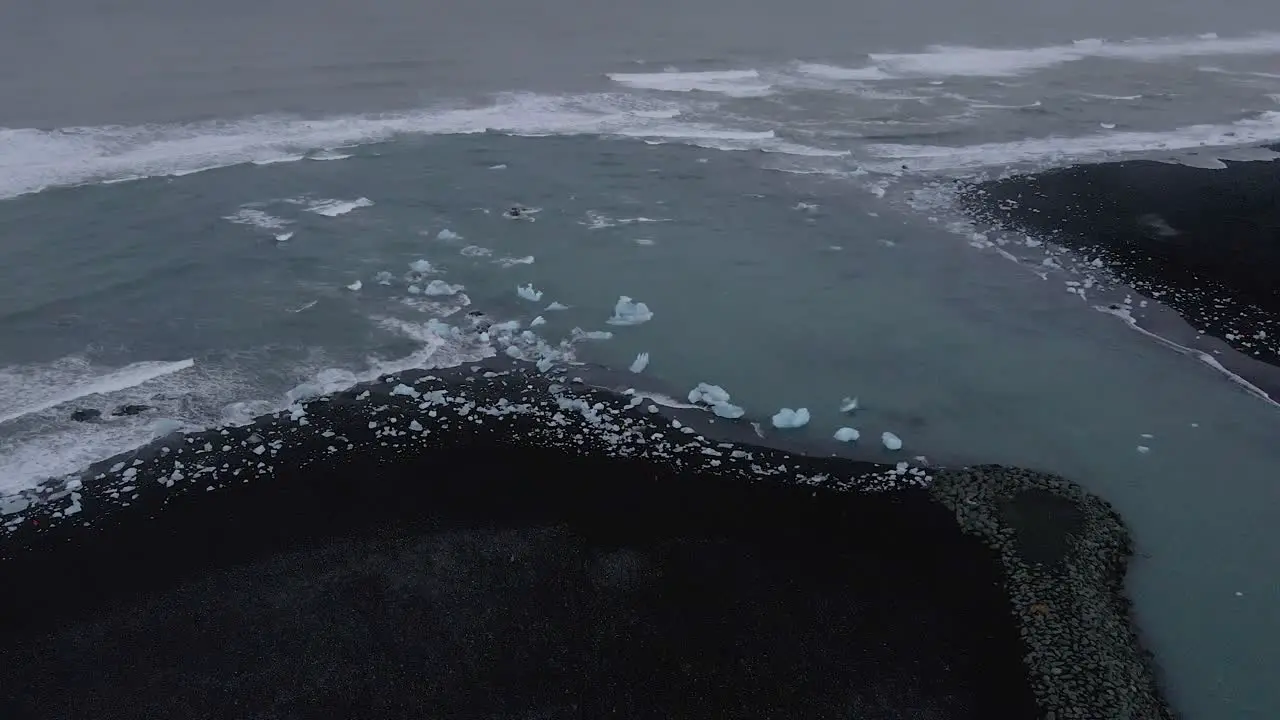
[881, 432, 903, 451]
[530, 316, 547, 327]
[346, 280, 362, 292]
[374, 271, 394, 286]
[460, 246, 493, 257]
[840, 396, 859, 413]
[436, 229, 462, 241]
[423, 280, 465, 296]
[409, 259, 436, 274]
[274, 232, 293, 243]
[771, 408, 810, 429]
[607, 296, 653, 325]
[686, 383, 745, 419]
[834, 427, 860, 442]
[517, 283, 543, 302]
[305, 197, 373, 217]
[495, 255, 536, 267]
[629, 352, 650, 373]
[545, 301, 570, 311]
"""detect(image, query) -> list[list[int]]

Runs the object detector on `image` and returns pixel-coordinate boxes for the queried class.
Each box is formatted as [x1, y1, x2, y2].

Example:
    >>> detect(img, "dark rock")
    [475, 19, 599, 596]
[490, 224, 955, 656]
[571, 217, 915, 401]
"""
[70, 408, 101, 422]
[110, 404, 154, 417]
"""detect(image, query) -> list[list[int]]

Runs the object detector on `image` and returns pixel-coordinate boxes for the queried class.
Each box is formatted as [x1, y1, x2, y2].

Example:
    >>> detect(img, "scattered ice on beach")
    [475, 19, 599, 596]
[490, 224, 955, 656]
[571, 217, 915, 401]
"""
[881, 431, 903, 450]
[607, 296, 653, 325]
[834, 427, 860, 442]
[424, 280, 465, 296]
[346, 280, 362, 291]
[630, 352, 650, 373]
[839, 396, 859, 413]
[437, 229, 461, 241]
[771, 408, 810, 429]
[517, 283, 543, 301]
[687, 383, 745, 419]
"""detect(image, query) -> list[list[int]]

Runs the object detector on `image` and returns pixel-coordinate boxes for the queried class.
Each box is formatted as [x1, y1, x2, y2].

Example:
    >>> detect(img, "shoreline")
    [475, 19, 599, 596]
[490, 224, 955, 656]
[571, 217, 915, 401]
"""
[959, 152, 1280, 402]
[0, 357, 1175, 719]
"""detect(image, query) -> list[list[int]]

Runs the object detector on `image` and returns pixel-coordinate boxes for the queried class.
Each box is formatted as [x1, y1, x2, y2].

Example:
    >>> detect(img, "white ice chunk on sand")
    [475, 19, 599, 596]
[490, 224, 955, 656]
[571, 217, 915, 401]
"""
[517, 283, 543, 301]
[687, 382, 745, 419]
[424, 279, 465, 296]
[630, 352, 650, 373]
[346, 280, 362, 291]
[833, 427, 860, 442]
[437, 229, 461, 240]
[840, 396, 859, 413]
[881, 431, 903, 451]
[771, 408, 810, 429]
[607, 296, 653, 326]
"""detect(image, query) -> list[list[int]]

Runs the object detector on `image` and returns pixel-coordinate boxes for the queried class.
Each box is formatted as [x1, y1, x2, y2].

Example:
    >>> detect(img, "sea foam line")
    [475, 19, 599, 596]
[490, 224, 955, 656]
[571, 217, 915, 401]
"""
[0, 93, 821, 200]
[0, 359, 196, 426]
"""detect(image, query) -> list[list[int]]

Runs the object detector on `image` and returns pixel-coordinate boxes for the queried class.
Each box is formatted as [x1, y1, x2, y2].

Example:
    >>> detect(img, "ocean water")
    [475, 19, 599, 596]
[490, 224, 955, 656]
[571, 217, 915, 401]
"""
[3, 2, 1280, 717]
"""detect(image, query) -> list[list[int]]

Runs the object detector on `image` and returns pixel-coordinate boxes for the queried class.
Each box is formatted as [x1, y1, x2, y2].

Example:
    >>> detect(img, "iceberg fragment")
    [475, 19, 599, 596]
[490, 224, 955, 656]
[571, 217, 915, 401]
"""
[517, 283, 543, 302]
[881, 431, 903, 451]
[771, 408, 810, 429]
[629, 352, 650, 373]
[833, 427, 860, 442]
[607, 296, 653, 326]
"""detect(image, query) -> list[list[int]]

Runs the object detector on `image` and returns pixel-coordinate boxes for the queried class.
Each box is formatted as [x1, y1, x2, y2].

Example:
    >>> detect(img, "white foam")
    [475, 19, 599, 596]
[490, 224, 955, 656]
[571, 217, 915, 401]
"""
[799, 32, 1280, 81]
[306, 197, 374, 217]
[868, 111, 1280, 172]
[0, 92, 813, 200]
[224, 207, 291, 231]
[607, 69, 774, 97]
[0, 358, 195, 426]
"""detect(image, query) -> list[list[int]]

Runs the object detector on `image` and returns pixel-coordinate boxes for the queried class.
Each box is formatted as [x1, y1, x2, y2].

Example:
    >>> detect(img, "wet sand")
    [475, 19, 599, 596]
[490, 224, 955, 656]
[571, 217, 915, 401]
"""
[0, 358, 1173, 719]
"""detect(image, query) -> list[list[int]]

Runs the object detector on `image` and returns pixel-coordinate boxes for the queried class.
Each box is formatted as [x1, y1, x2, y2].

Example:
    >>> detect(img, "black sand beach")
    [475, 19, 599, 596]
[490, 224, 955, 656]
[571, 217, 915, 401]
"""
[960, 150, 1280, 384]
[0, 358, 1173, 719]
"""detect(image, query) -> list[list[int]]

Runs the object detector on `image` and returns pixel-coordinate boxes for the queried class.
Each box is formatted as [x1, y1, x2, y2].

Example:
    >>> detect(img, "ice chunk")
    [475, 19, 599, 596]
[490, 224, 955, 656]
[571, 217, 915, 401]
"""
[374, 271, 394, 285]
[771, 408, 810, 429]
[530, 315, 547, 327]
[274, 232, 293, 243]
[424, 279, 465, 296]
[545, 301, 570, 311]
[833, 427, 859, 442]
[629, 352, 650, 373]
[517, 283, 543, 302]
[437, 229, 461, 241]
[408, 284, 421, 294]
[346, 280, 362, 291]
[687, 382, 744, 419]
[1137, 445, 1151, 454]
[839, 396, 859, 413]
[713, 403, 745, 419]
[409, 259, 435, 273]
[881, 431, 902, 451]
[607, 296, 653, 326]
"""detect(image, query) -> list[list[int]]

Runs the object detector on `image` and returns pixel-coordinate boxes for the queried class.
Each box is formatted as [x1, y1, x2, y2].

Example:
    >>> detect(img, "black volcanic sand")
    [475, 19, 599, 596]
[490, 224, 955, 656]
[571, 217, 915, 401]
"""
[0, 358, 1174, 720]
[959, 152, 1280, 372]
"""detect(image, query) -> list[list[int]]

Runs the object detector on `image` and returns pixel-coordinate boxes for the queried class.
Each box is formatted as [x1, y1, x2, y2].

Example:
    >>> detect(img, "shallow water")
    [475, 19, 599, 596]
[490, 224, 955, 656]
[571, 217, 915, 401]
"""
[3, 3, 1280, 717]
